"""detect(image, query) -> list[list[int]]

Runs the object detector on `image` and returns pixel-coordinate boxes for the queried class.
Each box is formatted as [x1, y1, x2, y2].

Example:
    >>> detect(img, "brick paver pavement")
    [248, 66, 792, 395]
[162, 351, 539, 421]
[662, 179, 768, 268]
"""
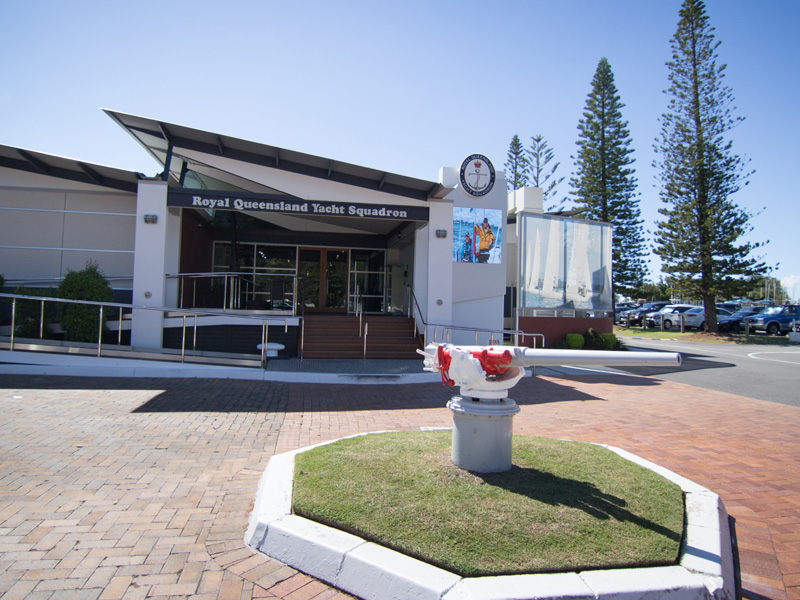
[1, 371, 798, 599]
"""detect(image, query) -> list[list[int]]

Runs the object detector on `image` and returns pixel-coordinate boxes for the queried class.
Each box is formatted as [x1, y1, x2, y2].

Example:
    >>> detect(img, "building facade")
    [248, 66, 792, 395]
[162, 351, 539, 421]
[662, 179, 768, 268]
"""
[1, 110, 612, 355]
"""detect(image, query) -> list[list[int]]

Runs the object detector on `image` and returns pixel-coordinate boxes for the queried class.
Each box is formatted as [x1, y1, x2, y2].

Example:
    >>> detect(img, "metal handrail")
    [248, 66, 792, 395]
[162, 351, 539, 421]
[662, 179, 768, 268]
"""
[353, 285, 372, 358]
[0, 292, 298, 368]
[404, 285, 544, 348]
[406, 284, 428, 345]
[167, 271, 298, 313]
[431, 323, 544, 348]
[297, 276, 306, 359]
[355, 284, 363, 336]
[4, 276, 134, 287]
[518, 307, 615, 319]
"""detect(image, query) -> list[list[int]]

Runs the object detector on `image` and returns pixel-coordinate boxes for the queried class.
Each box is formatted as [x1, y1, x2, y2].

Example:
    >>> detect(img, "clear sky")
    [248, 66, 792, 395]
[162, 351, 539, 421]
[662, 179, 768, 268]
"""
[2, 0, 798, 300]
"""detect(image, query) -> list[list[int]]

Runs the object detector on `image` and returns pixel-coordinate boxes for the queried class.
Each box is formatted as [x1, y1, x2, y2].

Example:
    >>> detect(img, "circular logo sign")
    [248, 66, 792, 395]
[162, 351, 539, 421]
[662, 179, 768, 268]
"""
[459, 154, 495, 197]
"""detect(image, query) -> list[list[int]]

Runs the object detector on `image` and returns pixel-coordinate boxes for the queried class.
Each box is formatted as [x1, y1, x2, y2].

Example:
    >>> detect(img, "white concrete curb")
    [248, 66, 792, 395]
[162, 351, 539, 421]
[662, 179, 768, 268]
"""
[247, 432, 736, 600]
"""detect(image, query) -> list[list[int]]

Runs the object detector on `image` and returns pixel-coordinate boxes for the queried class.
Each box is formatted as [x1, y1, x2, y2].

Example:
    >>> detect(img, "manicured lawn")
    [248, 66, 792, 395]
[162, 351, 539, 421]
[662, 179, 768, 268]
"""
[292, 431, 684, 577]
[614, 325, 793, 345]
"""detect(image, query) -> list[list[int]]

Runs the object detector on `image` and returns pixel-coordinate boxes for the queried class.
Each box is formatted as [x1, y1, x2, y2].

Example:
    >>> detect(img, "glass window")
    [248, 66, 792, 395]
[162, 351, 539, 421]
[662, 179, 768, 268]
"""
[351, 250, 385, 272]
[236, 244, 255, 269]
[213, 243, 231, 271]
[349, 249, 385, 313]
[256, 245, 297, 271]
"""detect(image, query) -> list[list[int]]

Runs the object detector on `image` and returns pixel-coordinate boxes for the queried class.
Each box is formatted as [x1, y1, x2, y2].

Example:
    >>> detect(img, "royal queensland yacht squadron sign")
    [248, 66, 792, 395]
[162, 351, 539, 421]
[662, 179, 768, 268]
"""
[167, 189, 429, 221]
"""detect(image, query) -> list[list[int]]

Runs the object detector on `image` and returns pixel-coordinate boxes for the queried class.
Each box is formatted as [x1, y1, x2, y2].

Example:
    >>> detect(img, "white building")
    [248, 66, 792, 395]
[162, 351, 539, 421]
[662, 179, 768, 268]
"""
[1, 110, 612, 358]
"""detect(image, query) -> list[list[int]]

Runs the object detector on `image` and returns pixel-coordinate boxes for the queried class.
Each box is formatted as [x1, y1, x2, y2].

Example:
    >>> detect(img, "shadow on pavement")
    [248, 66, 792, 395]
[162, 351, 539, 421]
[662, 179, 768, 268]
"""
[1, 369, 674, 414]
[619, 348, 735, 377]
[0, 375, 290, 413]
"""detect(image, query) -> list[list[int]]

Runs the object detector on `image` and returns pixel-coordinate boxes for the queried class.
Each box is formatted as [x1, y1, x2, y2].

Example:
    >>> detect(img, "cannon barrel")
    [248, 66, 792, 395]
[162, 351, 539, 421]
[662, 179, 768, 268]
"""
[427, 344, 682, 370]
[506, 346, 681, 368]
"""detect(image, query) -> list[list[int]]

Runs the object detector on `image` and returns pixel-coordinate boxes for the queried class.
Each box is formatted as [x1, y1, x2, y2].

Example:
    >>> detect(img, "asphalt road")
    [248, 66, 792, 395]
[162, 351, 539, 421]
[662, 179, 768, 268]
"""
[609, 337, 800, 407]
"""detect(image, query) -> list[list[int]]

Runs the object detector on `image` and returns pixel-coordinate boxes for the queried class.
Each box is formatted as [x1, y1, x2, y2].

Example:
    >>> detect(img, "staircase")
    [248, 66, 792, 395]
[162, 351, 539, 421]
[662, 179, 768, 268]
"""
[302, 314, 422, 359]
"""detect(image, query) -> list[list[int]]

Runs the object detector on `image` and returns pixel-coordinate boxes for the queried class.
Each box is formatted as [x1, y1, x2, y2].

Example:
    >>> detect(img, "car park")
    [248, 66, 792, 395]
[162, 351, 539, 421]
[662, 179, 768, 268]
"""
[644, 304, 695, 329]
[747, 305, 800, 335]
[718, 307, 763, 333]
[619, 301, 671, 327]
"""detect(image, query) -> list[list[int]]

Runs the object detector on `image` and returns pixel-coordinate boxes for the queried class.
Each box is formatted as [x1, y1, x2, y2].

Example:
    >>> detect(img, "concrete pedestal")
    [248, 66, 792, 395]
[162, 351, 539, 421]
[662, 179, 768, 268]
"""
[447, 395, 520, 473]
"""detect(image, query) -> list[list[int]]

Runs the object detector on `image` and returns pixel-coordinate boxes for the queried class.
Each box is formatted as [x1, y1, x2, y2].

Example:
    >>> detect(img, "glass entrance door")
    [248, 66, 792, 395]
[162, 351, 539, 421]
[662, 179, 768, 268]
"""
[299, 248, 348, 312]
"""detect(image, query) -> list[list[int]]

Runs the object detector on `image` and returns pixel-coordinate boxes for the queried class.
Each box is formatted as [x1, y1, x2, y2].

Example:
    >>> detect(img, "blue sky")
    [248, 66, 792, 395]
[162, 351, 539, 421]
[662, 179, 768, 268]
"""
[3, 0, 798, 299]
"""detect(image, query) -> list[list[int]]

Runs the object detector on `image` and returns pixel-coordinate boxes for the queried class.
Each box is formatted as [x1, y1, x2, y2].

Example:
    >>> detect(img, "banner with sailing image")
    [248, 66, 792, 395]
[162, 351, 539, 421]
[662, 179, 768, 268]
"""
[520, 214, 612, 310]
[452, 207, 503, 264]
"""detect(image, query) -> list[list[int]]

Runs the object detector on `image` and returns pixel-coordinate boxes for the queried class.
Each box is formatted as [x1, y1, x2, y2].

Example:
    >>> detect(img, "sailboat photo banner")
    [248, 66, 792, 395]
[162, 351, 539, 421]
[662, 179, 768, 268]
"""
[452, 207, 503, 264]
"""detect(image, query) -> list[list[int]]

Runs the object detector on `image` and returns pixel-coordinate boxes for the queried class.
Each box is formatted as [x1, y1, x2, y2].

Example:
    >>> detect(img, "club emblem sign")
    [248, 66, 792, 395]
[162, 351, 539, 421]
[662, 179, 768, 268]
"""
[459, 154, 495, 197]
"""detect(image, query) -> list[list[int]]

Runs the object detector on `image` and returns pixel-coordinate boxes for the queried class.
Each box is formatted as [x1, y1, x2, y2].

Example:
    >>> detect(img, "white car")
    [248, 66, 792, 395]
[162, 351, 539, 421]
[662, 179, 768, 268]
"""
[681, 307, 732, 330]
[644, 304, 696, 329]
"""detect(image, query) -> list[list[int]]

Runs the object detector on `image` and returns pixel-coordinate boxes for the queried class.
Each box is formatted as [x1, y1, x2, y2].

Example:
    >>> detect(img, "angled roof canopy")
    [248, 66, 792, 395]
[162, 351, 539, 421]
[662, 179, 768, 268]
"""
[0, 144, 145, 193]
[104, 109, 448, 201]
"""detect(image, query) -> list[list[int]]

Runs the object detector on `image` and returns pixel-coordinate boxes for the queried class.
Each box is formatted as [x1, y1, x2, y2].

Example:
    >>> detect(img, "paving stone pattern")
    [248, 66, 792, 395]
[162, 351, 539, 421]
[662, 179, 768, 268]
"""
[0, 372, 798, 599]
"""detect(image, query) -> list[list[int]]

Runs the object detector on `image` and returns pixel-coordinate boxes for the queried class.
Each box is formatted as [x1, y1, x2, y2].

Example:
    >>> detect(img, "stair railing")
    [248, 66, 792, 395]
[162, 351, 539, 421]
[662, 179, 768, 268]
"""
[404, 285, 543, 348]
[355, 284, 363, 336]
[354, 285, 371, 358]
[298, 277, 306, 359]
[406, 284, 428, 345]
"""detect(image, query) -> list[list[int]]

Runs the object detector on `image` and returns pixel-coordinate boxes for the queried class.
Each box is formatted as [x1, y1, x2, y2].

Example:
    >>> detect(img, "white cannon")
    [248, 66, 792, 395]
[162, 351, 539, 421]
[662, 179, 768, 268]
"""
[418, 342, 681, 473]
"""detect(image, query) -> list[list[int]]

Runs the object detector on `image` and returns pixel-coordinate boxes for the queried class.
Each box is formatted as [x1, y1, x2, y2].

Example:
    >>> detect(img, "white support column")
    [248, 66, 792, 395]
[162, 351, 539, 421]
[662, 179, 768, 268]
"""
[131, 180, 172, 349]
[164, 207, 182, 307]
[422, 199, 454, 339]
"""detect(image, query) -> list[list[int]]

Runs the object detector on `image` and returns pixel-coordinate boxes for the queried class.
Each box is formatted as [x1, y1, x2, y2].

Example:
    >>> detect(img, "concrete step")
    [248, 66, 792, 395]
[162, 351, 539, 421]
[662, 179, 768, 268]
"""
[302, 315, 422, 359]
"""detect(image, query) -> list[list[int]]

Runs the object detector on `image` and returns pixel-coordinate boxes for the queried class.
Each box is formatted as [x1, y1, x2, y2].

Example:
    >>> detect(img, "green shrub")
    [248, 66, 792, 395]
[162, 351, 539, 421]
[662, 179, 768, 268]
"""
[552, 338, 570, 349]
[601, 332, 622, 350]
[583, 328, 605, 350]
[12, 287, 56, 339]
[565, 333, 585, 349]
[57, 262, 113, 343]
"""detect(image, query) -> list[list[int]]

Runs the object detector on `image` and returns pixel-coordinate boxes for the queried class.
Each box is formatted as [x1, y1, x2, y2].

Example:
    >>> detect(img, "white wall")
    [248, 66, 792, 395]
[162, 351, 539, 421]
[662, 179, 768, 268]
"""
[130, 180, 180, 349]
[422, 199, 455, 333]
[0, 167, 136, 287]
[413, 223, 430, 335]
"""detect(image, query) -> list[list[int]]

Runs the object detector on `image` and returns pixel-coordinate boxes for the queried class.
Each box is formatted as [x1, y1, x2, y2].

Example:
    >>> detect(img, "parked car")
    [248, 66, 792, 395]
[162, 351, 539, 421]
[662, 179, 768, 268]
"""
[644, 304, 695, 329]
[747, 305, 800, 335]
[716, 302, 743, 312]
[619, 301, 670, 327]
[718, 308, 763, 333]
[614, 302, 639, 324]
[681, 306, 733, 330]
